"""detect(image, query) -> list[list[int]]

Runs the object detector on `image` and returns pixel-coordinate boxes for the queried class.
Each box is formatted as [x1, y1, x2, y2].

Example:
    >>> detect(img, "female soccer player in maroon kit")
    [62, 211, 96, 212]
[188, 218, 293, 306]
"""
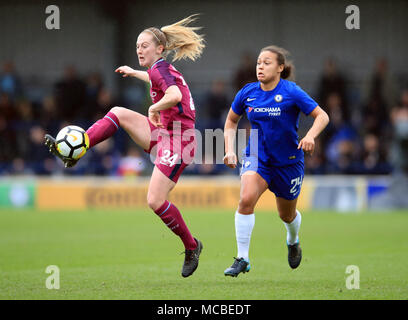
[45, 15, 204, 277]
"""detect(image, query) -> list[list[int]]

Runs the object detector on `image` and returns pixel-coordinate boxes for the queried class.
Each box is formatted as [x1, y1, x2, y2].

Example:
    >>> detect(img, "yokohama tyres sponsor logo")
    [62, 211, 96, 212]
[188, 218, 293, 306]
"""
[254, 107, 281, 116]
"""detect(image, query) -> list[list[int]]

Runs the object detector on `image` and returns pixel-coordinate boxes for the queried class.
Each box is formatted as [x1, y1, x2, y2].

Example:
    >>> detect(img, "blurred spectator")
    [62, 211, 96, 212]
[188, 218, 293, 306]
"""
[84, 72, 104, 118]
[324, 96, 359, 173]
[95, 87, 114, 119]
[364, 57, 398, 110]
[358, 58, 397, 143]
[320, 93, 348, 148]
[331, 140, 356, 174]
[233, 52, 257, 91]
[370, 89, 408, 209]
[84, 139, 118, 175]
[0, 61, 22, 101]
[0, 93, 18, 162]
[390, 89, 408, 174]
[39, 96, 61, 133]
[17, 100, 34, 123]
[54, 65, 86, 121]
[305, 139, 326, 174]
[0, 92, 17, 122]
[357, 133, 391, 174]
[197, 162, 224, 175]
[9, 158, 32, 175]
[0, 116, 17, 163]
[317, 58, 349, 121]
[361, 94, 389, 137]
[184, 152, 225, 176]
[25, 126, 56, 175]
[14, 100, 36, 158]
[203, 79, 229, 129]
[117, 147, 147, 177]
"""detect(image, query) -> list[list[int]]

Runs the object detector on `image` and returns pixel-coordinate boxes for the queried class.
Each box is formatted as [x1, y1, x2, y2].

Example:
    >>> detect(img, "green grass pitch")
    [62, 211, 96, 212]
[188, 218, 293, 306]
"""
[0, 208, 407, 300]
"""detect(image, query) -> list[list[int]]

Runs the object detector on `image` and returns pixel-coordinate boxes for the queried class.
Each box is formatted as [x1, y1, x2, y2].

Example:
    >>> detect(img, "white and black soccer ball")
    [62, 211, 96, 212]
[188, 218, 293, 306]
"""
[55, 125, 89, 160]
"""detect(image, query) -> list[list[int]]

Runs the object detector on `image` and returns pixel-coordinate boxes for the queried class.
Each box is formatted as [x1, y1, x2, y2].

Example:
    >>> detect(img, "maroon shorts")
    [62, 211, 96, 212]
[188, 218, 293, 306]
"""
[144, 118, 196, 183]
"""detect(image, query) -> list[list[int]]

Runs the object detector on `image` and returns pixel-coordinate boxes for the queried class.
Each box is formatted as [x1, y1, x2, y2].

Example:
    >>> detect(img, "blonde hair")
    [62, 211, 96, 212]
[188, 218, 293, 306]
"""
[143, 14, 205, 62]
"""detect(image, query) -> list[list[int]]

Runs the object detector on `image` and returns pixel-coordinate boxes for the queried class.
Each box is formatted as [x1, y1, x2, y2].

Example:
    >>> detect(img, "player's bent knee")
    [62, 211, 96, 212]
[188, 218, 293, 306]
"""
[110, 106, 122, 114]
[110, 106, 125, 123]
[238, 194, 257, 213]
[147, 194, 165, 212]
[278, 211, 296, 223]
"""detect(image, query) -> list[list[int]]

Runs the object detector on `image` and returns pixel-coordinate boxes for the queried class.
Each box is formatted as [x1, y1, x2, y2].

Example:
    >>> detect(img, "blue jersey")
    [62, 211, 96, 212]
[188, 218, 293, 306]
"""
[231, 79, 318, 166]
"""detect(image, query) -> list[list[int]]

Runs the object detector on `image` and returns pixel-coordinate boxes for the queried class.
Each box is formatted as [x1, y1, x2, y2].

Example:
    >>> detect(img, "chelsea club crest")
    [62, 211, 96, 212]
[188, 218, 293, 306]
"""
[274, 94, 283, 102]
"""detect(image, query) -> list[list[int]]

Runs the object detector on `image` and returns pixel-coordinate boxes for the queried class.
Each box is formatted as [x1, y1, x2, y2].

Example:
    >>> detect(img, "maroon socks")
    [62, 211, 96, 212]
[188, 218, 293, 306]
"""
[86, 111, 120, 148]
[154, 200, 197, 250]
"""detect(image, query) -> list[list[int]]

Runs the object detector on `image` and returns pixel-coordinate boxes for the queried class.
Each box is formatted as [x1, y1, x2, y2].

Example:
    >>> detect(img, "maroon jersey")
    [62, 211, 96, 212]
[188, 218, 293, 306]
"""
[147, 58, 196, 133]
[144, 58, 197, 182]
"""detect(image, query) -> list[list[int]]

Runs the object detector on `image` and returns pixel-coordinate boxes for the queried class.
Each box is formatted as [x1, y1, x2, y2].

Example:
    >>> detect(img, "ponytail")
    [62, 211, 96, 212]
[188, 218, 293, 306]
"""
[281, 64, 293, 79]
[144, 14, 205, 62]
[260, 45, 295, 80]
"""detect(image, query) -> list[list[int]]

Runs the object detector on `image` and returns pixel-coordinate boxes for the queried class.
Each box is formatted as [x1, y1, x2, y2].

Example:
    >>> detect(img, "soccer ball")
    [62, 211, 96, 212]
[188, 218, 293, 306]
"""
[55, 125, 89, 160]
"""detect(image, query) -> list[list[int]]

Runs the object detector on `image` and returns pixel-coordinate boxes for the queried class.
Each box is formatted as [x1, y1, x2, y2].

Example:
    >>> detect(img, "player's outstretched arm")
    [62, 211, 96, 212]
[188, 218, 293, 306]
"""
[298, 106, 329, 155]
[115, 65, 149, 82]
[223, 108, 241, 169]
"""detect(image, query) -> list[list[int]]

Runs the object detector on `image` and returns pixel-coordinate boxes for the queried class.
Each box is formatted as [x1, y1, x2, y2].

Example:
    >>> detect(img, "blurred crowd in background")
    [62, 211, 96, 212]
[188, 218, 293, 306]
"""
[1, 54, 408, 177]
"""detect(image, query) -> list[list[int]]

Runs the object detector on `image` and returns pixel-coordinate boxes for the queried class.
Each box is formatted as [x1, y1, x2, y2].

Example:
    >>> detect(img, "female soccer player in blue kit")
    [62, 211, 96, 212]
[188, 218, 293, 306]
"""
[223, 46, 329, 277]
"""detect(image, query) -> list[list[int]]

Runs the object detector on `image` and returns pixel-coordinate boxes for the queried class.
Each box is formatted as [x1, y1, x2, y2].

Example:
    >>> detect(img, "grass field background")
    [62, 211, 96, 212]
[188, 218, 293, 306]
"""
[0, 208, 407, 300]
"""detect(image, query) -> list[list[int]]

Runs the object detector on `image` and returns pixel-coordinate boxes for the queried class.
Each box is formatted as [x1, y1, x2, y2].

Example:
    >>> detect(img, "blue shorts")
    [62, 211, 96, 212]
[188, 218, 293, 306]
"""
[240, 155, 304, 200]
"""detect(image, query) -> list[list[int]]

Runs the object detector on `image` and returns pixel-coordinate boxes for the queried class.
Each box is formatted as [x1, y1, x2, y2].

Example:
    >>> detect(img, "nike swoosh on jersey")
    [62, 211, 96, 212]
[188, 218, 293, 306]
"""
[247, 98, 256, 101]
